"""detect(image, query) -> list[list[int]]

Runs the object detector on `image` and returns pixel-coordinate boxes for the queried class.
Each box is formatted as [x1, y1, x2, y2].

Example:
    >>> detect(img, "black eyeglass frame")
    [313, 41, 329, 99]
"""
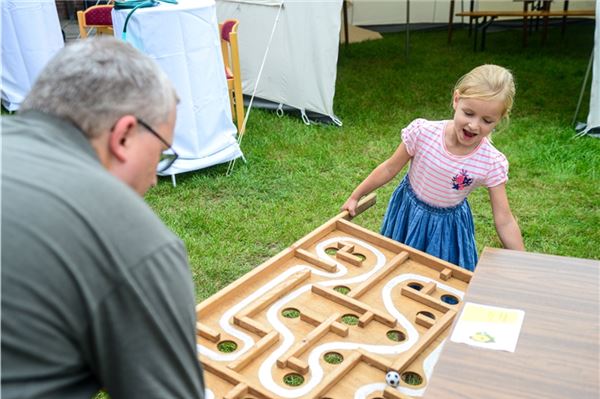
[136, 118, 179, 173]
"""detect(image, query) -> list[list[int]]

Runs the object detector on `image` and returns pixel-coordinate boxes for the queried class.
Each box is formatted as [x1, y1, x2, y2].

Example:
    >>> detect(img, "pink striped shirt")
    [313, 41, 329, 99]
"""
[402, 118, 509, 208]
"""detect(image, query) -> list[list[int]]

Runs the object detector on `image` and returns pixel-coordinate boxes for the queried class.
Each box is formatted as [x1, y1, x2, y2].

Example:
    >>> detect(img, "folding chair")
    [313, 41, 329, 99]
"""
[219, 19, 245, 136]
[77, 5, 114, 38]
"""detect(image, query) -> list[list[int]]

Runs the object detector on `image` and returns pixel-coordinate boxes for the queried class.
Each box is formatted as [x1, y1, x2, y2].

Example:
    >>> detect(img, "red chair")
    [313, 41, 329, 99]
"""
[77, 5, 114, 39]
[219, 19, 245, 136]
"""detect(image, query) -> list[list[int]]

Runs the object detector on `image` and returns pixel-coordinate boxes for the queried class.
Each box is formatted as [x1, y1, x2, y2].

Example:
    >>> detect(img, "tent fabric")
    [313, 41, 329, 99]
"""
[585, 6, 599, 134]
[112, 0, 243, 176]
[1, 0, 64, 111]
[216, 0, 343, 120]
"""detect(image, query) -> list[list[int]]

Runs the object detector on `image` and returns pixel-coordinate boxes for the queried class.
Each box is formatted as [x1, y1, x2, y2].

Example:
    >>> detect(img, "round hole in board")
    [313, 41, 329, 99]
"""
[401, 371, 423, 386]
[325, 247, 338, 256]
[341, 314, 359, 325]
[417, 311, 435, 320]
[353, 253, 366, 261]
[217, 340, 237, 353]
[323, 352, 344, 364]
[441, 294, 459, 305]
[386, 329, 406, 342]
[283, 373, 304, 386]
[333, 285, 351, 295]
[281, 308, 300, 318]
[407, 282, 423, 291]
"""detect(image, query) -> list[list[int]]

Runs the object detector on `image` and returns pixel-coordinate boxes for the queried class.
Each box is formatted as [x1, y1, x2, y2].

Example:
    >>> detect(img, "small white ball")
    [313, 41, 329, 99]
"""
[385, 370, 400, 387]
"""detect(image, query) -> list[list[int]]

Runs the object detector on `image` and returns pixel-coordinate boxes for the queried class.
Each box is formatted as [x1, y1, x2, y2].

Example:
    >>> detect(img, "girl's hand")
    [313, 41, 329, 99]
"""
[342, 142, 412, 219]
[342, 197, 360, 217]
[342, 143, 411, 217]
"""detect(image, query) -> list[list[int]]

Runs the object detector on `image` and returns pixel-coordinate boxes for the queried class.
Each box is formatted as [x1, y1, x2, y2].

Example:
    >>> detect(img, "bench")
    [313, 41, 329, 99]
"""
[447, 0, 595, 51]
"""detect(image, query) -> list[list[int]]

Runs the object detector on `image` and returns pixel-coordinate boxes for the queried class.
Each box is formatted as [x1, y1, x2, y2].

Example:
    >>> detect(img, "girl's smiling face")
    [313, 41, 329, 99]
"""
[450, 92, 505, 151]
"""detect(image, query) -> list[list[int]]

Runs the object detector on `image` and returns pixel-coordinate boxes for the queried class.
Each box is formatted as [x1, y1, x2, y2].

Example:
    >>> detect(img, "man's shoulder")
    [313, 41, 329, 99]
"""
[2, 113, 179, 271]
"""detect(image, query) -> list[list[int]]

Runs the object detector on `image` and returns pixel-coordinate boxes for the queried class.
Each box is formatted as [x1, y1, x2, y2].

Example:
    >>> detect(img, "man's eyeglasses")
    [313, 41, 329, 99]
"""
[137, 118, 179, 173]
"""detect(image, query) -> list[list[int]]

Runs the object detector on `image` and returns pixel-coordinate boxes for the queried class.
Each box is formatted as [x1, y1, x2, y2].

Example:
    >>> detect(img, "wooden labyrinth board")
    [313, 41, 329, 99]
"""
[196, 195, 473, 399]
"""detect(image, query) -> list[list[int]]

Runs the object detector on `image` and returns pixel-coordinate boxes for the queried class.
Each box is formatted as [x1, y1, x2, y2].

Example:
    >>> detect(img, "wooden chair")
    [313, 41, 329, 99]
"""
[77, 5, 114, 39]
[219, 19, 245, 136]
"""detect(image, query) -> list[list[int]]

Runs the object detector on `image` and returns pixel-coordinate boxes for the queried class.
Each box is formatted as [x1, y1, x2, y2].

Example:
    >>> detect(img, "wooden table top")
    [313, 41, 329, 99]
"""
[423, 247, 599, 399]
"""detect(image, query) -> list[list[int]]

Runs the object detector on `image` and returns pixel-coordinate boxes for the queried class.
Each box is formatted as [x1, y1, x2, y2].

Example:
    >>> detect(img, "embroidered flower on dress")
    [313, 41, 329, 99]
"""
[452, 169, 473, 190]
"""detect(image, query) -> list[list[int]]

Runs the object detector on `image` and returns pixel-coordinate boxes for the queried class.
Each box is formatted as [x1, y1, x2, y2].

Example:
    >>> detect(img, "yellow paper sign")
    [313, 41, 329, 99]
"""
[450, 302, 525, 352]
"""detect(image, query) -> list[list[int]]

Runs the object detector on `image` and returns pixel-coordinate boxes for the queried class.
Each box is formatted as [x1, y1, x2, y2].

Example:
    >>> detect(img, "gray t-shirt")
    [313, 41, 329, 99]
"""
[1, 112, 205, 398]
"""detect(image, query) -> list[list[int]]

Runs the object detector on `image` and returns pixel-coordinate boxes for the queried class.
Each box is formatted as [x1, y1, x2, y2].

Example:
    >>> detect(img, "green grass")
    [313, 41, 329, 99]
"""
[216, 340, 238, 353]
[323, 352, 344, 364]
[145, 23, 599, 305]
[401, 371, 423, 386]
[333, 285, 351, 295]
[386, 330, 406, 342]
[283, 373, 304, 386]
[325, 247, 339, 255]
[281, 308, 300, 318]
[341, 314, 360, 325]
[354, 253, 366, 261]
[1, 105, 14, 115]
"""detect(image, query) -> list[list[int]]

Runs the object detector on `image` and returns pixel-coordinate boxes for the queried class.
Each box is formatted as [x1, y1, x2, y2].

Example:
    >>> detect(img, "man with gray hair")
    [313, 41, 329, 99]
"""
[1, 38, 205, 398]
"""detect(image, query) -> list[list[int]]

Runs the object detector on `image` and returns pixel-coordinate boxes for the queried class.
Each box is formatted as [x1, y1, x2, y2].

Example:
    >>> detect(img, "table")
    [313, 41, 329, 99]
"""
[112, 0, 242, 176]
[423, 248, 599, 399]
[447, 0, 592, 50]
[1, 0, 64, 111]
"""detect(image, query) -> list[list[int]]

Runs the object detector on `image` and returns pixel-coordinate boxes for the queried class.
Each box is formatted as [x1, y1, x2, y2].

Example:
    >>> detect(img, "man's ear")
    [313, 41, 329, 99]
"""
[108, 115, 138, 162]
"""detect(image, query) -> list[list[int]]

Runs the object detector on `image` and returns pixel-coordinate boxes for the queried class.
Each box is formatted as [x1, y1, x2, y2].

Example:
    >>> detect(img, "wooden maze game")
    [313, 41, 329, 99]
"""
[195, 194, 473, 399]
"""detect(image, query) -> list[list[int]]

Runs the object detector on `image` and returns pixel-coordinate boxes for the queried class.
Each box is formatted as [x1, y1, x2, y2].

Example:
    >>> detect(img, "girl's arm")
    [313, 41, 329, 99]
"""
[488, 184, 525, 250]
[342, 142, 412, 216]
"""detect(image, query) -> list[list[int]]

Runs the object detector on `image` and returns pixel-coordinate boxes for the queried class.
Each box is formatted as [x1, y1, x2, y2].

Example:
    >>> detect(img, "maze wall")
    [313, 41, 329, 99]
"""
[196, 199, 473, 399]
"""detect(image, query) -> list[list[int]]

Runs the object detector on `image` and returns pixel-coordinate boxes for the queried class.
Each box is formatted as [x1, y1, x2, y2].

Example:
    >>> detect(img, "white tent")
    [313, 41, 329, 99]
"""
[1, 0, 64, 111]
[216, 0, 343, 124]
[584, 3, 599, 134]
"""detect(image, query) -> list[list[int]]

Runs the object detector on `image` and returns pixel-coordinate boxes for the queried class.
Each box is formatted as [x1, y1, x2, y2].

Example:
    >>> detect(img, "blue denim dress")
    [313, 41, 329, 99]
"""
[381, 176, 478, 271]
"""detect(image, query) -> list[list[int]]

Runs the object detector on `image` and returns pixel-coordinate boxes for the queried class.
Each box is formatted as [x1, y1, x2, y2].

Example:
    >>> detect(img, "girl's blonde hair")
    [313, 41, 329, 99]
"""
[453, 64, 516, 123]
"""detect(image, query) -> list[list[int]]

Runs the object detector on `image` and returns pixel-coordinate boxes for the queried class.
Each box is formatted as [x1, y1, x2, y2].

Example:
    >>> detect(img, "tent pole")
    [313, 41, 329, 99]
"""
[405, 0, 410, 59]
[572, 49, 594, 128]
[343, 0, 349, 49]
[227, 2, 284, 176]
[448, 0, 455, 44]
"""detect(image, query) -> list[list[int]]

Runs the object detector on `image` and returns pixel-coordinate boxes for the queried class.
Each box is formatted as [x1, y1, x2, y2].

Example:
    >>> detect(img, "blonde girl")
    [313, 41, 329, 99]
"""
[342, 64, 525, 271]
